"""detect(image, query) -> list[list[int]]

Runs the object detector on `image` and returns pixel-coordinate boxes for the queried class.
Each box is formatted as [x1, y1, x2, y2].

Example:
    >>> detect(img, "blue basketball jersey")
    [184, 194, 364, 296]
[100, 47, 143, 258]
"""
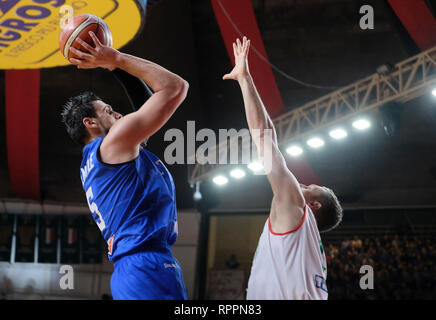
[79, 137, 179, 262]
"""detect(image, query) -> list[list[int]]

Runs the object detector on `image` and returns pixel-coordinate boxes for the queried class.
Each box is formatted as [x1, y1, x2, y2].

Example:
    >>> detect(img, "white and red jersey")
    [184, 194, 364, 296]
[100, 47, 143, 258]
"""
[246, 205, 328, 300]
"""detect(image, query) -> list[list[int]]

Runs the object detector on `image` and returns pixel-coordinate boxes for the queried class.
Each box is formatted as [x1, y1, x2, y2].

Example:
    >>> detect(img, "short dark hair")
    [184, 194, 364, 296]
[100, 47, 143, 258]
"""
[315, 188, 343, 233]
[61, 92, 100, 146]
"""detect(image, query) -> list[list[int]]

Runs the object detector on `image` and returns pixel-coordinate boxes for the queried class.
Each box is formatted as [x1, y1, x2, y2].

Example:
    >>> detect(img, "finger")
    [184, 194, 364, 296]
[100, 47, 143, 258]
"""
[77, 64, 95, 70]
[76, 38, 96, 54]
[223, 73, 233, 80]
[236, 38, 241, 51]
[89, 31, 102, 47]
[233, 42, 237, 58]
[69, 57, 83, 65]
[70, 47, 94, 60]
[71, 61, 94, 69]
[69, 58, 89, 70]
[246, 40, 251, 56]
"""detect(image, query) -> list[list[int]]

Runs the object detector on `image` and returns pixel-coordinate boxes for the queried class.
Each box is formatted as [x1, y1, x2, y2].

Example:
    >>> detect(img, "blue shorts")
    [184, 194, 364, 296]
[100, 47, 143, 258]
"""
[110, 247, 187, 300]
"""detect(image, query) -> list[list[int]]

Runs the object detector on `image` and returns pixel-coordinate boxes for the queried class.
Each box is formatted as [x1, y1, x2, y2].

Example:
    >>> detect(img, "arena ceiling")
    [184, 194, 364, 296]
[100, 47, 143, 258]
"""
[0, 0, 435, 212]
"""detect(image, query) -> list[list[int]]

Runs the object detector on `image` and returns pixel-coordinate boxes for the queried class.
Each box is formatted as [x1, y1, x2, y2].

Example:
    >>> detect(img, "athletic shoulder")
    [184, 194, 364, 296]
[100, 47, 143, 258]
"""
[269, 197, 305, 234]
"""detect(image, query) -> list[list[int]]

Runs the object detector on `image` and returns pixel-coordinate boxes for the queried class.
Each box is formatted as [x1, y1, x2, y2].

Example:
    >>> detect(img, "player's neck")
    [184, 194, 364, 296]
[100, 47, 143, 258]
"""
[85, 133, 105, 146]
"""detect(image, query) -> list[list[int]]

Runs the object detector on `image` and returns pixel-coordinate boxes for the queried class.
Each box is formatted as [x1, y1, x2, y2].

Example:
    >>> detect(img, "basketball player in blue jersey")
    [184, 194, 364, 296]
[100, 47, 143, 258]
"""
[61, 32, 189, 300]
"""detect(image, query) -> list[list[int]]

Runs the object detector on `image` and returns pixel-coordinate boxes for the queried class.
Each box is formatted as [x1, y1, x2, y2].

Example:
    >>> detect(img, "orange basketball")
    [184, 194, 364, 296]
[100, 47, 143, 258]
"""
[59, 14, 113, 61]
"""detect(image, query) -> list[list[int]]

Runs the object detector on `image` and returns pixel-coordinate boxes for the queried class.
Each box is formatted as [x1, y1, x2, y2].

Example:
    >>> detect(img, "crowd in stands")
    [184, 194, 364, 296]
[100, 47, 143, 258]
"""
[325, 234, 436, 299]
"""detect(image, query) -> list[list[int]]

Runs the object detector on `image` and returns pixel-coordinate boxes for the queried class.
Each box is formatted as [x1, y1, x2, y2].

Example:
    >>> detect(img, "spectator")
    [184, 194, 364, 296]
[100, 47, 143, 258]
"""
[325, 233, 435, 299]
[351, 236, 362, 249]
[341, 237, 350, 250]
[225, 254, 240, 269]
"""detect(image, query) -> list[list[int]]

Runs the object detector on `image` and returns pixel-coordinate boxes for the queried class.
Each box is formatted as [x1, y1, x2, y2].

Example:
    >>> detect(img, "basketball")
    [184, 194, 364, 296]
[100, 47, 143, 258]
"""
[59, 13, 113, 61]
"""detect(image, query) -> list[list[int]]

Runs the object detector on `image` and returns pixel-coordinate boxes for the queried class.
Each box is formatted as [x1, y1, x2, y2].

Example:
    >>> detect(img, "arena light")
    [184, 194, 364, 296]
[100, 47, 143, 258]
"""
[286, 145, 303, 156]
[193, 181, 202, 202]
[230, 168, 246, 179]
[352, 118, 371, 130]
[432, 88, 436, 97]
[329, 128, 348, 140]
[376, 63, 393, 76]
[306, 137, 325, 149]
[248, 161, 264, 173]
[213, 175, 228, 186]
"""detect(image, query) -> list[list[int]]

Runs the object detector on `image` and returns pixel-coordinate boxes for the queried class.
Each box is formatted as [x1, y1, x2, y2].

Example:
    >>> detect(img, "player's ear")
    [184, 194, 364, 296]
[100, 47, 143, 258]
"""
[310, 200, 322, 211]
[83, 117, 98, 129]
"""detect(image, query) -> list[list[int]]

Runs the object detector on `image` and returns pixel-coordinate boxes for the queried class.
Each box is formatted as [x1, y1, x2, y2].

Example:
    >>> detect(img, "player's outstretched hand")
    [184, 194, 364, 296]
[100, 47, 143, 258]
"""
[223, 36, 251, 81]
[69, 31, 119, 71]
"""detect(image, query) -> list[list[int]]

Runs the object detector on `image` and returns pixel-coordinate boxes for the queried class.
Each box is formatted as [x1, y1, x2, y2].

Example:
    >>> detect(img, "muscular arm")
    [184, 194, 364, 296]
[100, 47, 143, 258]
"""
[237, 74, 304, 204]
[224, 38, 305, 231]
[237, 74, 277, 146]
[103, 53, 188, 162]
[111, 68, 154, 147]
[71, 32, 188, 163]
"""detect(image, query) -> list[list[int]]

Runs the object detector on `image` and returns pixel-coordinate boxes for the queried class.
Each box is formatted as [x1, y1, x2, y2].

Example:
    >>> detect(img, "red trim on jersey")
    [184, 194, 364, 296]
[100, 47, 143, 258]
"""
[268, 205, 307, 235]
[108, 235, 115, 255]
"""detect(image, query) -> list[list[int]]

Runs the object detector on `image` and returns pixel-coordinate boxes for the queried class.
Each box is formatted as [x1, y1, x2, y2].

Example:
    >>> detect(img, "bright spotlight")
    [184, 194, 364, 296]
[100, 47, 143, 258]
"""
[193, 181, 202, 201]
[352, 118, 371, 130]
[329, 128, 348, 140]
[432, 88, 436, 97]
[230, 168, 246, 179]
[248, 161, 264, 173]
[286, 145, 303, 156]
[213, 175, 228, 186]
[307, 137, 325, 149]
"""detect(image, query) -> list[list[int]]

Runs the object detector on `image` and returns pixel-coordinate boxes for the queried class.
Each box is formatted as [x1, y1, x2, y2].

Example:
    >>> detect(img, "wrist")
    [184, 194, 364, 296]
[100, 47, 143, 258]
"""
[237, 72, 252, 83]
[110, 50, 123, 68]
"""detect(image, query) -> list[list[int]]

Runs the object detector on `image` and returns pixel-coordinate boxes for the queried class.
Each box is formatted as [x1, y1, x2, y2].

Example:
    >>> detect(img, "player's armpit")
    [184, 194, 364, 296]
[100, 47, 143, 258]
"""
[255, 129, 306, 232]
[269, 198, 305, 234]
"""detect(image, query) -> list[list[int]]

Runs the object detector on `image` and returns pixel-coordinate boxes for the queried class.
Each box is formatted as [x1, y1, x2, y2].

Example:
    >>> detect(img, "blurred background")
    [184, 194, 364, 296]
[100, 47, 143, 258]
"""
[0, 0, 435, 300]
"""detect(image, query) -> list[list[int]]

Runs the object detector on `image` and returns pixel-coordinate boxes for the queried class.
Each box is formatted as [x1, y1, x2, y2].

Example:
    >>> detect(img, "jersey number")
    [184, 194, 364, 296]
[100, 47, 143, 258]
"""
[86, 186, 106, 231]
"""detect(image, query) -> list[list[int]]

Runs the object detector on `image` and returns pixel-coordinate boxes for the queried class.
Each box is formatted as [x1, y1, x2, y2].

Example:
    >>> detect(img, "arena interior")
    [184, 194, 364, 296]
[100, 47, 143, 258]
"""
[0, 0, 435, 302]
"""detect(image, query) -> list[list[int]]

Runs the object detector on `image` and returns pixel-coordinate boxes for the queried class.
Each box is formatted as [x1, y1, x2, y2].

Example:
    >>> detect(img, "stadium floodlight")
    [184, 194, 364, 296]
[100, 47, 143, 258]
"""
[286, 145, 303, 156]
[213, 175, 228, 186]
[432, 88, 436, 97]
[193, 181, 202, 201]
[307, 137, 325, 149]
[329, 128, 348, 140]
[230, 168, 246, 179]
[352, 118, 371, 130]
[248, 161, 264, 173]
[376, 63, 393, 76]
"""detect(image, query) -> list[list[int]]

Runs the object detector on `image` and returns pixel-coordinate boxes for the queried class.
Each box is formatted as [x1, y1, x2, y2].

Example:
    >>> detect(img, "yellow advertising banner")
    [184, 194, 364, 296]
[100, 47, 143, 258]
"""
[0, 0, 145, 69]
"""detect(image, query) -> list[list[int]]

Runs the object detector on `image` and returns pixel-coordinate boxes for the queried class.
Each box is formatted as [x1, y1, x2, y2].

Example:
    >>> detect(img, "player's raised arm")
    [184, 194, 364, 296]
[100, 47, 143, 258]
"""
[70, 31, 189, 163]
[223, 37, 305, 229]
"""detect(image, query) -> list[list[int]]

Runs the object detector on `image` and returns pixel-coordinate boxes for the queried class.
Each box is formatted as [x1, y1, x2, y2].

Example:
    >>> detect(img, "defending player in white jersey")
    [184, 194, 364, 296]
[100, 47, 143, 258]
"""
[223, 37, 343, 300]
